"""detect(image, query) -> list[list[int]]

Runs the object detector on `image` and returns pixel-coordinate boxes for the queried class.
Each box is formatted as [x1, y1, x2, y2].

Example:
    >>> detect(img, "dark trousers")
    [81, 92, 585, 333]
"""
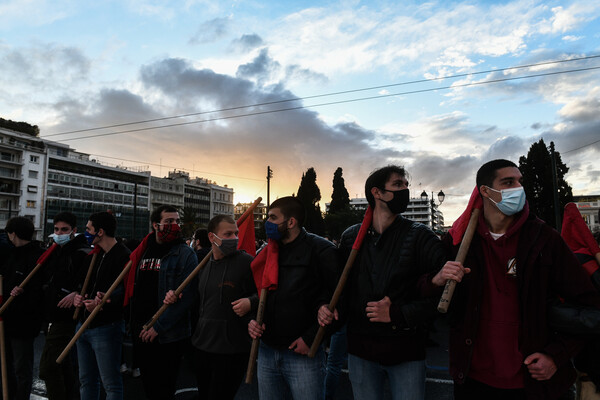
[39, 321, 78, 400]
[133, 336, 187, 400]
[0, 336, 35, 400]
[193, 348, 248, 400]
[454, 378, 527, 400]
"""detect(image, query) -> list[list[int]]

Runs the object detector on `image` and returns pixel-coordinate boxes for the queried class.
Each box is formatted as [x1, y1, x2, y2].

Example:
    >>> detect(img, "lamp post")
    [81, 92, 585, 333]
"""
[420, 190, 445, 231]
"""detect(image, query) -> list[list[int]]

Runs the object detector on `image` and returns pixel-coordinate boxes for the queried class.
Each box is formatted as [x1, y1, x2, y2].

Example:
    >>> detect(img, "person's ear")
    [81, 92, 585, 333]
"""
[288, 217, 297, 229]
[371, 186, 382, 200]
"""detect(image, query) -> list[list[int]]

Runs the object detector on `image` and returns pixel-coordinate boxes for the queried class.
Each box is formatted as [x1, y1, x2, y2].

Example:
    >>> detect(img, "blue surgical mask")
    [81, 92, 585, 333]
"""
[50, 232, 72, 246]
[84, 231, 98, 245]
[265, 220, 289, 241]
[487, 186, 526, 216]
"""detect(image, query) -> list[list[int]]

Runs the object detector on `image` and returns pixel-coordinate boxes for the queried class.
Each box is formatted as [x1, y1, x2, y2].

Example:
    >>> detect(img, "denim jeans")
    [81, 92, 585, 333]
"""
[257, 341, 325, 400]
[348, 354, 426, 400]
[324, 325, 347, 400]
[76, 320, 124, 400]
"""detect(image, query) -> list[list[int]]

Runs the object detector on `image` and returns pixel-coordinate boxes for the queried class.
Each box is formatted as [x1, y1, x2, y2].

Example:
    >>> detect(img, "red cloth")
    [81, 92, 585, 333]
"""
[36, 243, 58, 265]
[561, 202, 600, 276]
[237, 213, 256, 257]
[448, 186, 483, 246]
[251, 240, 279, 292]
[353, 207, 373, 250]
[123, 232, 153, 306]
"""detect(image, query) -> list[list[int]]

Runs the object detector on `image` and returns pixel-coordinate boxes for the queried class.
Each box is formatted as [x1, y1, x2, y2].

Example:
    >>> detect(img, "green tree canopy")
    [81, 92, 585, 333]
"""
[518, 138, 573, 229]
[296, 167, 325, 235]
[0, 117, 39, 136]
[328, 167, 350, 214]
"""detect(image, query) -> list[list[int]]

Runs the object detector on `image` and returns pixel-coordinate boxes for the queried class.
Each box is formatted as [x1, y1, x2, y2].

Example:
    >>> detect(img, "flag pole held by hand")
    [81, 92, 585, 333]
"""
[0, 276, 9, 400]
[437, 208, 480, 313]
[56, 260, 132, 364]
[308, 207, 373, 358]
[74, 252, 98, 320]
[245, 288, 267, 384]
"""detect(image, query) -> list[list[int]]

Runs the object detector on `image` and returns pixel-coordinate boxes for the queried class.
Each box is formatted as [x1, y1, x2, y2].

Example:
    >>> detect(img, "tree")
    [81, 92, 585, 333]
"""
[519, 138, 573, 229]
[0, 117, 39, 136]
[180, 206, 200, 238]
[296, 167, 325, 235]
[328, 167, 350, 214]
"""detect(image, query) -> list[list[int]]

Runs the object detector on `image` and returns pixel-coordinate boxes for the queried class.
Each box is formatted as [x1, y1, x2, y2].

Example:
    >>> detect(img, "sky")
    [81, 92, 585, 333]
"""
[1, 0, 599, 224]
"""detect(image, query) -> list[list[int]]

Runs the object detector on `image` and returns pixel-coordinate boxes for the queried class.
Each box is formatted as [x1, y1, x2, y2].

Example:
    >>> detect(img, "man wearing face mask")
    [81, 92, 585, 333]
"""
[73, 211, 131, 400]
[165, 215, 255, 399]
[441, 159, 600, 399]
[39, 211, 91, 400]
[128, 205, 198, 400]
[247, 196, 339, 400]
[320, 165, 450, 400]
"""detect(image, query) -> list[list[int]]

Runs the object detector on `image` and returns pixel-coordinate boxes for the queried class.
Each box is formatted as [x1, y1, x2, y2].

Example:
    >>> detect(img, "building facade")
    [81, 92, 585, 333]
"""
[234, 202, 267, 231]
[44, 141, 151, 240]
[0, 127, 47, 238]
[572, 195, 600, 233]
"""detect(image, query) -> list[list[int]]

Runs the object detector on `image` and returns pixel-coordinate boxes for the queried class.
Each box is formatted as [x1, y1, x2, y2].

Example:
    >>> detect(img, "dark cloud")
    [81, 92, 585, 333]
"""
[482, 136, 526, 162]
[0, 43, 89, 89]
[411, 154, 480, 189]
[531, 122, 542, 130]
[285, 64, 328, 85]
[236, 49, 281, 82]
[230, 34, 264, 52]
[189, 17, 230, 44]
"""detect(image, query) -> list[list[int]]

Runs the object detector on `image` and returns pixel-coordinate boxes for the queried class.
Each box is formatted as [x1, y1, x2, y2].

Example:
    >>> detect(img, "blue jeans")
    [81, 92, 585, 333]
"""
[76, 321, 124, 400]
[257, 341, 325, 400]
[348, 354, 426, 400]
[324, 325, 347, 400]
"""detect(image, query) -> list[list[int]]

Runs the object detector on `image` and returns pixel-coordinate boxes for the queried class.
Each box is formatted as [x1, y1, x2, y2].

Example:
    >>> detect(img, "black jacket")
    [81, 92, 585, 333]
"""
[340, 216, 445, 364]
[258, 229, 338, 348]
[192, 250, 256, 354]
[0, 241, 45, 338]
[43, 234, 90, 323]
[79, 242, 131, 329]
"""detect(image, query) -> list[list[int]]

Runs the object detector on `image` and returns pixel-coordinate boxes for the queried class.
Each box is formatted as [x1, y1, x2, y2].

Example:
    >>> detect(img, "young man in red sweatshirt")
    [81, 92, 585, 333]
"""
[442, 159, 600, 400]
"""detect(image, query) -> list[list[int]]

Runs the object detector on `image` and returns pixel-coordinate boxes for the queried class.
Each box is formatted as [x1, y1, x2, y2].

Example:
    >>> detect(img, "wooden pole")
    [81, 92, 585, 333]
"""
[0, 260, 46, 316]
[141, 196, 263, 331]
[437, 208, 480, 313]
[56, 260, 132, 364]
[308, 247, 359, 358]
[142, 250, 212, 330]
[0, 276, 9, 400]
[73, 252, 98, 320]
[245, 288, 267, 384]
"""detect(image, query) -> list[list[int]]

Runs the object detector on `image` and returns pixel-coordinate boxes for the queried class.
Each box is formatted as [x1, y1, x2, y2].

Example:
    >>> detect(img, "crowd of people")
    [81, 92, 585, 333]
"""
[0, 159, 598, 400]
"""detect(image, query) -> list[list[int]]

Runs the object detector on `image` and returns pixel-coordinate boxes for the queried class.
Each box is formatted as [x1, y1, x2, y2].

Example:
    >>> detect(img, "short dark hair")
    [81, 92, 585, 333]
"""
[365, 165, 407, 208]
[5, 217, 35, 241]
[53, 212, 76, 229]
[89, 212, 117, 237]
[150, 205, 179, 225]
[193, 228, 211, 248]
[476, 159, 518, 193]
[207, 215, 236, 234]
[269, 196, 306, 227]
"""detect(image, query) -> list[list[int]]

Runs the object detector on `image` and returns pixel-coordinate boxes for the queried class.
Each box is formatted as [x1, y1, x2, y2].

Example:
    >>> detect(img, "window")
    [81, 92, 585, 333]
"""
[27, 185, 38, 193]
[28, 170, 38, 179]
[26, 200, 36, 208]
[30, 155, 39, 163]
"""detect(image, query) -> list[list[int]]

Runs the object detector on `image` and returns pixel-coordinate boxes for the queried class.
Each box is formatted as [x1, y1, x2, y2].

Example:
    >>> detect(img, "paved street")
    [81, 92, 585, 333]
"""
[31, 317, 454, 399]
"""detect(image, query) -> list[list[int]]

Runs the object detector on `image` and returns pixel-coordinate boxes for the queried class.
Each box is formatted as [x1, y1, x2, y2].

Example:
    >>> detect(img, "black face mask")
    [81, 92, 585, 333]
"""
[380, 188, 410, 214]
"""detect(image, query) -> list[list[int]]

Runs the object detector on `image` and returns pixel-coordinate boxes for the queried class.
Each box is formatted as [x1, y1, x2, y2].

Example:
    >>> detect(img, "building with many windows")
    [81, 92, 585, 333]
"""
[234, 202, 267, 231]
[328, 196, 445, 232]
[44, 141, 151, 240]
[572, 195, 600, 233]
[0, 127, 47, 238]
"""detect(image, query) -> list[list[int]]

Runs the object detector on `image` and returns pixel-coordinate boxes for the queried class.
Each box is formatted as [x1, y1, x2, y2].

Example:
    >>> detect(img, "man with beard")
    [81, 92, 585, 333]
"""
[127, 205, 198, 400]
[248, 196, 338, 400]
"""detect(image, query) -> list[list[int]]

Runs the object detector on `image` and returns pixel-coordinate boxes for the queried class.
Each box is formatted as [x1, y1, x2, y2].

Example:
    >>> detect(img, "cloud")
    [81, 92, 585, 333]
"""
[230, 34, 264, 52]
[236, 49, 281, 83]
[189, 17, 230, 44]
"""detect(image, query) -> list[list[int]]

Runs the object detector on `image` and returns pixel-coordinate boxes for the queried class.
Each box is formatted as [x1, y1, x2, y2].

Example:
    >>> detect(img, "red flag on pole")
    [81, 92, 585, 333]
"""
[237, 214, 256, 257]
[36, 243, 59, 265]
[250, 240, 279, 292]
[448, 186, 483, 245]
[123, 232, 153, 306]
[352, 207, 373, 250]
[561, 202, 600, 276]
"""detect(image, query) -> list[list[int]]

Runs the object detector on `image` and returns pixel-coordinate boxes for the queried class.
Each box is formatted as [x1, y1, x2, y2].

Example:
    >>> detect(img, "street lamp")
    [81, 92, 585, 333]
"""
[420, 190, 445, 230]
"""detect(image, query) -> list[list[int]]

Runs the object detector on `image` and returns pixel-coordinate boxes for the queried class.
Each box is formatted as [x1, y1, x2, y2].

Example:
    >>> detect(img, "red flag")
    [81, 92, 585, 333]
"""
[352, 207, 373, 250]
[237, 214, 256, 257]
[251, 240, 279, 292]
[36, 243, 59, 265]
[123, 232, 153, 306]
[448, 186, 483, 246]
[561, 203, 600, 276]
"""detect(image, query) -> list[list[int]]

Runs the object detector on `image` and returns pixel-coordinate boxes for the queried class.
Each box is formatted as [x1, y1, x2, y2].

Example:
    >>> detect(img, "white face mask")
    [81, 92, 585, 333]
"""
[50, 232, 72, 245]
[486, 186, 526, 216]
